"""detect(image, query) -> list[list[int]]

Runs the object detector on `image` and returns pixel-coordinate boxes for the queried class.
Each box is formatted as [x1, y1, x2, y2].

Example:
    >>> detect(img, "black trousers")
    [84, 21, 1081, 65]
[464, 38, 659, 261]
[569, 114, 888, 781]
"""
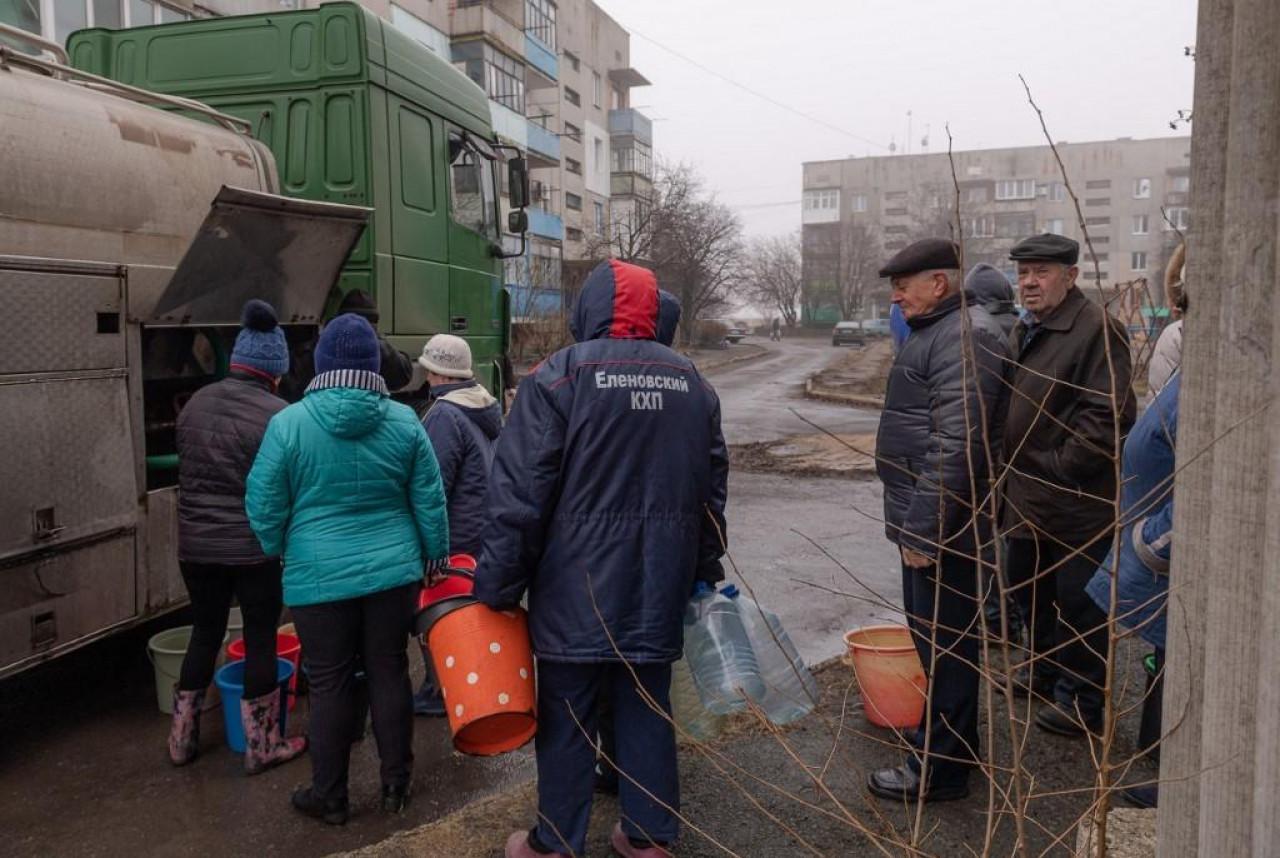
[178, 560, 283, 699]
[1005, 533, 1113, 718]
[292, 582, 417, 803]
[533, 661, 678, 855]
[901, 555, 981, 788]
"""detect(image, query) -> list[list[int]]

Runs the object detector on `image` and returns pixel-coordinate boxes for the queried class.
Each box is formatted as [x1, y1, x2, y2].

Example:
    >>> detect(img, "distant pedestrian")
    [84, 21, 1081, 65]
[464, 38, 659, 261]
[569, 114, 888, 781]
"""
[169, 299, 307, 774]
[771, 316, 782, 341]
[410, 334, 502, 716]
[868, 239, 1009, 804]
[966, 263, 1020, 338]
[1001, 234, 1136, 738]
[278, 289, 416, 401]
[478, 261, 728, 858]
[889, 302, 910, 353]
[247, 313, 449, 825]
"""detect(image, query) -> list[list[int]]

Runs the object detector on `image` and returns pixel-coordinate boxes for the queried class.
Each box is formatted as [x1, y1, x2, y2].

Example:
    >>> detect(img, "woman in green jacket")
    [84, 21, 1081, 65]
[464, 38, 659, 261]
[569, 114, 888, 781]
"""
[247, 313, 449, 825]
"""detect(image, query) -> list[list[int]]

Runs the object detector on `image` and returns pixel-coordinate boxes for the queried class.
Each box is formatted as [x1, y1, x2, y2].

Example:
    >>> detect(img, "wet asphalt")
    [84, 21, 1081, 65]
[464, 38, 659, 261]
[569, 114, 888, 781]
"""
[0, 336, 894, 857]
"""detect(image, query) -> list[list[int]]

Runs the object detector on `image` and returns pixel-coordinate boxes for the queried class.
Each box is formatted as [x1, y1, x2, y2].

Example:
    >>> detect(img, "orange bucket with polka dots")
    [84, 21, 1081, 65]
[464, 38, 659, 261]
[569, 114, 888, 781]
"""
[420, 594, 537, 756]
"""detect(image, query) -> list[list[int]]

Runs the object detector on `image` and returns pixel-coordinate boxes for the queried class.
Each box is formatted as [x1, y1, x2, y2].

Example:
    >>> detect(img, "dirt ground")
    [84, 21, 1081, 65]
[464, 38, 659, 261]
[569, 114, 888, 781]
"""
[808, 340, 895, 401]
[731, 432, 878, 478]
[343, 645, 1155, 858]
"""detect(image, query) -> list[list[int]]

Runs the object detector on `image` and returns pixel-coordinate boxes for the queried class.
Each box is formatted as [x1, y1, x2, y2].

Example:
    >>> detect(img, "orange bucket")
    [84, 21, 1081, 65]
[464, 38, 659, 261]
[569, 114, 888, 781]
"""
[844, 625, 926, 729]
[422, 597, 536, 756]
[226, 632, 302, 711]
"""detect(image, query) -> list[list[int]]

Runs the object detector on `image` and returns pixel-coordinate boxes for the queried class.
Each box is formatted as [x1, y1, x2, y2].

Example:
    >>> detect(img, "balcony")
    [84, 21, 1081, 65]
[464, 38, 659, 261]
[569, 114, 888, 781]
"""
[524, 32, 557, 87]
[611, 172, 653, 200]
[525, 118, 561, 168]
[527, 205, 564, 241]
[489, 103, 529, 150]
[451, 2, 525, 60]
[608, 108, 652, 145]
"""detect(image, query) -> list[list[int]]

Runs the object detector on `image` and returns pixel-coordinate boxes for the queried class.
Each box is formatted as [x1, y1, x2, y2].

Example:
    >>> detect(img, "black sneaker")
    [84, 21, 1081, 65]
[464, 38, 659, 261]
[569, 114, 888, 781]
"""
[866, 765, 969, 803]
[381, 783, 412, 813]
[291, 787, 348, 825]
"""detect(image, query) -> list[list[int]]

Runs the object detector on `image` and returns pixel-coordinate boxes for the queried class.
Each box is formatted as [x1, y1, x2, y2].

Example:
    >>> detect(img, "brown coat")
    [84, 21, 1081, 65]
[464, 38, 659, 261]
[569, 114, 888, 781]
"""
[1001, 286, 1137, 544]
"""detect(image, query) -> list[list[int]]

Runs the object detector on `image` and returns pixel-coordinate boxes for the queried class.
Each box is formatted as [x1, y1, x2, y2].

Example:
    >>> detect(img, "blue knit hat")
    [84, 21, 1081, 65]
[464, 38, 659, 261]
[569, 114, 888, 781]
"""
[315, 312, 381, 375]
[230, 299, 289, 376]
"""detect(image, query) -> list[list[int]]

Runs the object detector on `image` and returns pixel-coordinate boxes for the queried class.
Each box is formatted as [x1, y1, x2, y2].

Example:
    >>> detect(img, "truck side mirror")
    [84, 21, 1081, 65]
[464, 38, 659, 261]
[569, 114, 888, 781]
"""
[508, 210, 529, 234]
[507, 157, 530, 210]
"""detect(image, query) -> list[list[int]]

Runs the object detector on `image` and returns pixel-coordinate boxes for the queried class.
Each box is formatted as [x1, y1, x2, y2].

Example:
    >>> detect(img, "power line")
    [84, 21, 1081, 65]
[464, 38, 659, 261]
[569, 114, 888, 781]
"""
[619, 24, 889, 152]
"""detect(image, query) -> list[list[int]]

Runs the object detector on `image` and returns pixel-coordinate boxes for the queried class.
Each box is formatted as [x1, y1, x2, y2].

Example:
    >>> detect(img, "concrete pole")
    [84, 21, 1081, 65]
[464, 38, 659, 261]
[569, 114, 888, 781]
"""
[1159, 1, 1280, 854]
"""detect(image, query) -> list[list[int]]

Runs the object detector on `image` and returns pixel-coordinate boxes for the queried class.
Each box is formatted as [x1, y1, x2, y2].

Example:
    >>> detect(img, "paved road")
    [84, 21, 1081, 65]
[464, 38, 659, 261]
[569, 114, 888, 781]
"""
[0, 336, 899, 857]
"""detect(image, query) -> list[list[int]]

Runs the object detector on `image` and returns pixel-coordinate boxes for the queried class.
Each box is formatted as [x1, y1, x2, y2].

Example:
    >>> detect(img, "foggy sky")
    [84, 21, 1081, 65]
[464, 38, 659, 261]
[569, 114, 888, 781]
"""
[601, 0, 1198, 237]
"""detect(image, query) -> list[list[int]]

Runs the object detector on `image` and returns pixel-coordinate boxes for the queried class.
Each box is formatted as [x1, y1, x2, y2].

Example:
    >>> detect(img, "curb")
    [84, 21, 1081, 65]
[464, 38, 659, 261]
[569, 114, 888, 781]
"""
[694, 344, 772, 375]
[803, 378, 885, 409]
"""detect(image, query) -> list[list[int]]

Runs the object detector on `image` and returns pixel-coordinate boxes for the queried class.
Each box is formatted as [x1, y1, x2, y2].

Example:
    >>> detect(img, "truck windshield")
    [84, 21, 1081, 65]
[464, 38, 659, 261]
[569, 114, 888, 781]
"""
[448, 132, 498, 242]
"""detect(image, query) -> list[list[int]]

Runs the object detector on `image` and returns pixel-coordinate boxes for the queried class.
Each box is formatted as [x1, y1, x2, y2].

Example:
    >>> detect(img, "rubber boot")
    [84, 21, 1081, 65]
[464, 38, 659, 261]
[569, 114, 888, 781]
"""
[168, 688, 206, 766]
[241, 686, 308, 775]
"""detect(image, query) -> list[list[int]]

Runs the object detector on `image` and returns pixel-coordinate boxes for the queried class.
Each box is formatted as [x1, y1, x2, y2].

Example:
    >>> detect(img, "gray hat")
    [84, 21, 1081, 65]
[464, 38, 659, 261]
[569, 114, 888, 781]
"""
[418, 334, 474, 379]
[878, 239, 960, 278]
[1009, 233, 1079, 265]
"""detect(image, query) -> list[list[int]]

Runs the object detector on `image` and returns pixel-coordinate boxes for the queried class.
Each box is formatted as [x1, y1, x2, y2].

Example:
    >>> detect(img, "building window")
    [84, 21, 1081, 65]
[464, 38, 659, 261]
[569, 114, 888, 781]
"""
[1169, 174, 1190, 193]
[1045, 218, 1065, 235]
[1133, 178, 1152, 199]
[564, 86, 581, 107]
[1085, 197, 1110, 207]
[1045, 182, 1066, 202]
[965, 186, 988, 204]
[1131, 251, 1148, 271]
[565, 192, 583, 211]
[851, 194, 867, 213]
[610, 86, 622, 111]
[611, 142, 652, 177]
[1092, 235, 1111, 245]
[456, 43, 526, 112]
[802, 189, 839, 211]
[996, 212, 1036, 238]
[1132, 214, 1149, 235]
[1165, 206, 1190, 231]
[883, 225, 910, 235]
[967, 215, 995, 238]
[592, 72, 602, 107]
[5, 0, 192, 42]
[884, 190, 907, 200]
[884, 206, 908, 217]
[1085, 179, 1111, 190]
[565, 157, 582, 175]
[563, 121, 581, 142]
[566, 227, 585, 242]
[593, 201, 606, 233]
[525, 0, 556, 50]
[564, 50, 580, 72]
[1085, 216, 1111, 227]
[593, 137, 603, 166]
[995, 179, 1036, 201]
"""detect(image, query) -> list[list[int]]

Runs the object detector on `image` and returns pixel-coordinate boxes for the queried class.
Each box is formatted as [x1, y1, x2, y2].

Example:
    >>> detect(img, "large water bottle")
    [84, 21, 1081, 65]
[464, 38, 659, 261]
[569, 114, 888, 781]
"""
[722, 585, 817, 725]
[669, 655, 725, 742]
[683, 582, 766, 714]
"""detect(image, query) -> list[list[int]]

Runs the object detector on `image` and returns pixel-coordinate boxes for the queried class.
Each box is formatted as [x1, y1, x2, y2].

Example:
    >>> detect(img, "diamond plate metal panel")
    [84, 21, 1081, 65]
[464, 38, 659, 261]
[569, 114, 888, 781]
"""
[0, 267, 125, 374]
[0, 375, 137, 560]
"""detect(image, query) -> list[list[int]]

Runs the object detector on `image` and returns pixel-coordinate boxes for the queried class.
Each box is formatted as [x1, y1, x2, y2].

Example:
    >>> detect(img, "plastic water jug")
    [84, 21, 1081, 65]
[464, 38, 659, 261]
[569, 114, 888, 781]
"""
[722, 585, 817, 725]
[683, 582, 766, 714]
[670, 655, 725, 742]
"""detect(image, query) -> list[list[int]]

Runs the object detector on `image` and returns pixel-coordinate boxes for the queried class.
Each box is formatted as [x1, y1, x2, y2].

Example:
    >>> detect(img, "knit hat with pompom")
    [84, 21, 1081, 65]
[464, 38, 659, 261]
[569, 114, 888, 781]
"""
[230, 299, 290, 376]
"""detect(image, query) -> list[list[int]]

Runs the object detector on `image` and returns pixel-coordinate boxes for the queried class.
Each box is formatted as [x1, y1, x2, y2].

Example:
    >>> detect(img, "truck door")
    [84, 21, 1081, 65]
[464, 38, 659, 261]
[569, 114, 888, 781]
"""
[443, 127, 501, 354]
[388, 97, 450, 337]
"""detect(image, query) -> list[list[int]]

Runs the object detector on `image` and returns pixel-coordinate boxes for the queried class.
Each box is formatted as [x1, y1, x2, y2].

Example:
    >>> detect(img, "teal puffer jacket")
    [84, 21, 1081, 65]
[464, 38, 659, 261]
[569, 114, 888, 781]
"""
[246, 386, 449, 607]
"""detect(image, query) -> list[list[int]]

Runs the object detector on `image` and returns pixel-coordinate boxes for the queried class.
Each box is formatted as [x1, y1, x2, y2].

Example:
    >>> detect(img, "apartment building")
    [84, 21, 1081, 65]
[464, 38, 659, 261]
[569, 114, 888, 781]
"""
[800, 136, 1191, 323]
[3, 0, 653, 315]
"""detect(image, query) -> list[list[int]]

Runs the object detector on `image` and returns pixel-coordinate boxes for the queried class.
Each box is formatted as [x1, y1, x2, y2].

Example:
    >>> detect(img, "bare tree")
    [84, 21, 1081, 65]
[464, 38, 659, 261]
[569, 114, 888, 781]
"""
[744, 233, 802, 328]
[835, 220, 883, 324]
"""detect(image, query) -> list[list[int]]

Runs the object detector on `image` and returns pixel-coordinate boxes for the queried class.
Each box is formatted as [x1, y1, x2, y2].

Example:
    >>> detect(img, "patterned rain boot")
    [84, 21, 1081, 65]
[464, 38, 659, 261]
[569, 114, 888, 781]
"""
[241, 686, 308, 775]
[168, 688, 206, 766]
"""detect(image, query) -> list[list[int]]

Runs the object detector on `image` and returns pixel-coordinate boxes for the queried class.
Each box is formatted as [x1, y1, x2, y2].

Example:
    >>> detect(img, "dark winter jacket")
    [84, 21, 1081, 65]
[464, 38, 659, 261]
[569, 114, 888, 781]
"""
[1001, 286, 1137, 544]
[875, 291, 1010, 558]
[177, 370, 287, 564]
[278, 335, 415, 402]
[657, 289, 681, 347]
[475, 260, 729, 664]
[966, 263, 1019, 338]
[421, 380, 503, 556]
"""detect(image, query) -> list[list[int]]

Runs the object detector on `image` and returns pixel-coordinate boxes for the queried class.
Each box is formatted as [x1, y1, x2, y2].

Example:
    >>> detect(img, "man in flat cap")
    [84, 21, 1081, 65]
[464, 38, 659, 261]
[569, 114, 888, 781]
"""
[1000, 234, 1136, 737]
[868, 238, 1010, 803]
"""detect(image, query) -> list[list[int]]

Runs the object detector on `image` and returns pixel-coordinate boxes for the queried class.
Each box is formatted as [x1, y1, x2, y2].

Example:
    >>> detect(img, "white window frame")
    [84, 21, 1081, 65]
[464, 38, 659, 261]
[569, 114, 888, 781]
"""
[1132, 214, 1149, 235]
[1164, 207, 1190, 231]
[1045, 218, 1065, 236]
[851, 193, 867, 213]
[1131, 251, 1148, 271]
[967, 215, 995, 238]
[1133, 177, 1152, 199]
[592, 72, 601, 107]
[31, 0, 192, 42]
[1048, 182, 1066, 202]
[995, 178, 1036, 201]
[1170, 174, 1190, 193]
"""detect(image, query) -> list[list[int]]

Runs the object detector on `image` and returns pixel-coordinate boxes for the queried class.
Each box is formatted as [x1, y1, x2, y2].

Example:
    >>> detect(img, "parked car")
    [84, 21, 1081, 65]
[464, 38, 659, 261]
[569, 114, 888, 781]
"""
[724, 324, 749, 344]
[831, 321, 867, 347]
[860, 318, 893, 337]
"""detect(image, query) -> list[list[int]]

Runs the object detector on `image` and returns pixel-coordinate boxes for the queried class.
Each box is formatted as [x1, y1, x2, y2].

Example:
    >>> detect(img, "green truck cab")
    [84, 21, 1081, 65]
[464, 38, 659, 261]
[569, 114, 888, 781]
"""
[68, 1, 524, 392]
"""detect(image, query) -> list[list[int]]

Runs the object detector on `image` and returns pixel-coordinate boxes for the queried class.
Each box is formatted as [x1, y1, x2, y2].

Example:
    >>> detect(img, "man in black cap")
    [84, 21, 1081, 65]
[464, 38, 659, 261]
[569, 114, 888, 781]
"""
[868, 238, 1010, 803]
[1000, 234, 1136, 737]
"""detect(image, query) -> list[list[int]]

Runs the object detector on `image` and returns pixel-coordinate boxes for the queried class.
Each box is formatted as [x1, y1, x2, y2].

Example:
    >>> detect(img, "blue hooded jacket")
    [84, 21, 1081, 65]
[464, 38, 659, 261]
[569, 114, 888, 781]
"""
[475, 260, 728, 663]
[421, 380, 503, 556]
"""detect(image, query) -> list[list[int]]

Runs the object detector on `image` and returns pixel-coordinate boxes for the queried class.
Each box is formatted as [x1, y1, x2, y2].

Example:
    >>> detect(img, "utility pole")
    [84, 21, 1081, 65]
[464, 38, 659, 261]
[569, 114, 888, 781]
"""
[1158, 0, 1280, 854]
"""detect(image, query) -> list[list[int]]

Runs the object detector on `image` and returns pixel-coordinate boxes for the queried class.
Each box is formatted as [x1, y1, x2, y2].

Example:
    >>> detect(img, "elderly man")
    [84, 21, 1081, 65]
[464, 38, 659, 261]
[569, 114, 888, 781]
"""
[868, 239, 1010, 803]
[1001, 234, 1136, 737]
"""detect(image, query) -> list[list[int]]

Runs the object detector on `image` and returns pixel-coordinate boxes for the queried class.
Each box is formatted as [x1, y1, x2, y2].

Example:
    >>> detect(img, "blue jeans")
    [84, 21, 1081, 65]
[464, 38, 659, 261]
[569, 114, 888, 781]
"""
[533, 660, 678, 854]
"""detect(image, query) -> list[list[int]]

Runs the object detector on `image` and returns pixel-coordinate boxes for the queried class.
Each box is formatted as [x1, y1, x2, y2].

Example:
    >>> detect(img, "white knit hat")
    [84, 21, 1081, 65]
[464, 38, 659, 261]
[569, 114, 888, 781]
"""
[418, 334, 474, 379]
